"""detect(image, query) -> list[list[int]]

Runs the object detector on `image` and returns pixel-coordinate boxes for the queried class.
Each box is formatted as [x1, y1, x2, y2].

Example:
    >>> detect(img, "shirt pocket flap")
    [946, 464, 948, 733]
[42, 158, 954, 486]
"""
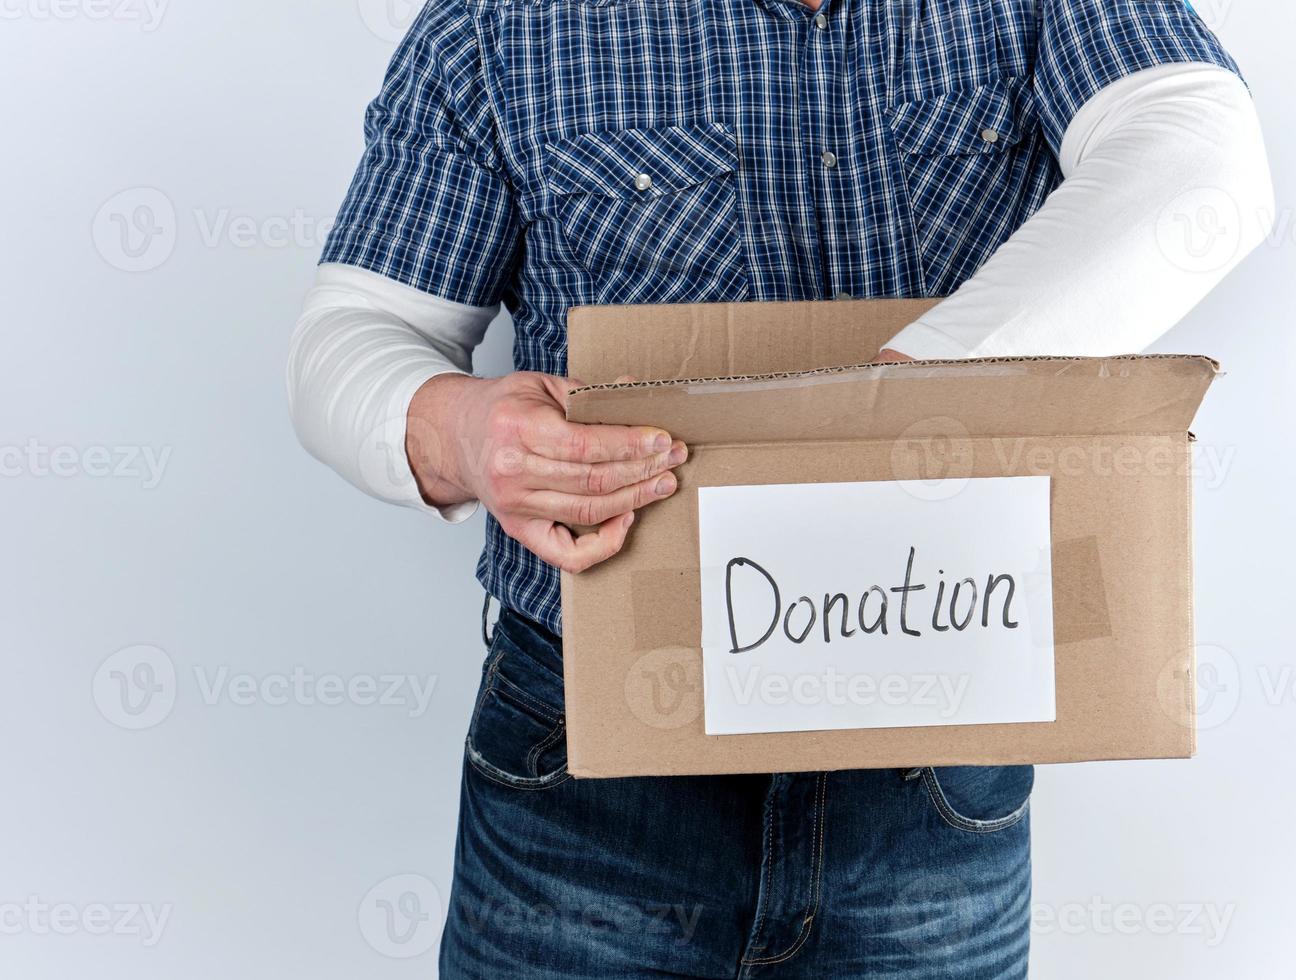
[544, 122, 739, 199]
[888, 76, 1037, 157]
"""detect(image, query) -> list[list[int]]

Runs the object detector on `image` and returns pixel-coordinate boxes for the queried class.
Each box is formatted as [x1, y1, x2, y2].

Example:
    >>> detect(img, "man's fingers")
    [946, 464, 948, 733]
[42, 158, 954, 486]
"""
[515, 512, 636, 574]
[521, 441, 688, 494]
[521, 469, 679, 527]
[529, 416, 672, 464]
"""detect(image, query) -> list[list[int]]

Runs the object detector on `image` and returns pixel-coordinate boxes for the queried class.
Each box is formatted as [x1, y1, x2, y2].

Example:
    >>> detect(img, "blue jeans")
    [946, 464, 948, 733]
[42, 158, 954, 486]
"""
[440, 608, 1033, 978]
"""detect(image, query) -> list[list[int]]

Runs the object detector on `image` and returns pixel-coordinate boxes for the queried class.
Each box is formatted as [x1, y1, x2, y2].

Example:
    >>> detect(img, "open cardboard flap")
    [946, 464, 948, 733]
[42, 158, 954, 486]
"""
[561, 300, 1217, 778]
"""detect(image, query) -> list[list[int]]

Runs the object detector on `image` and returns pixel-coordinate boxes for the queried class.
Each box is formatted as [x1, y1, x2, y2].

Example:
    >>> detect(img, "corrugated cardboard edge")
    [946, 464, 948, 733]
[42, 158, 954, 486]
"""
[568, 353, 1222, 395]
[565, 747, 1195, 779]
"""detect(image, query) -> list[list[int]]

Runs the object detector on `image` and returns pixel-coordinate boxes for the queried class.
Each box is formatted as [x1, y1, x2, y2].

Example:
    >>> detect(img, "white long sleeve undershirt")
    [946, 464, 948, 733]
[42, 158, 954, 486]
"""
[286, 263, 494, 519]
[884, 63, 1273, 358]
[287, 62, 1273, 519]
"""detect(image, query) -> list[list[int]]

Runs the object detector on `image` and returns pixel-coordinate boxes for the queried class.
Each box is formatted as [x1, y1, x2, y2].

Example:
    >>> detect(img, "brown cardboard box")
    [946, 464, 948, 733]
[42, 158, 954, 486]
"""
[561, 299, 1216, 778]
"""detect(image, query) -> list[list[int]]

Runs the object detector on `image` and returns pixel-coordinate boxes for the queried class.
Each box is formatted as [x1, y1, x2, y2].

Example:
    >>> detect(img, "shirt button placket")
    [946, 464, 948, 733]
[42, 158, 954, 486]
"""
[802, 0, 843, 299]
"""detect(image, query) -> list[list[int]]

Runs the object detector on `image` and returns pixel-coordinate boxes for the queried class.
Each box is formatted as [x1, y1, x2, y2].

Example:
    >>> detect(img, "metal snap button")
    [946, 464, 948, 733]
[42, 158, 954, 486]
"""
[981, 128, 1000, 145]
[634, 173, 653, 191]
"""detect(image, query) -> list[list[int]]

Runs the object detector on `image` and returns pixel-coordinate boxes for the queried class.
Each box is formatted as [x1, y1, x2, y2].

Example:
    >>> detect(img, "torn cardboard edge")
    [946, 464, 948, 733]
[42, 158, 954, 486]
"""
[568, 352, 1222, 394]
[567, 354, 1218, 445]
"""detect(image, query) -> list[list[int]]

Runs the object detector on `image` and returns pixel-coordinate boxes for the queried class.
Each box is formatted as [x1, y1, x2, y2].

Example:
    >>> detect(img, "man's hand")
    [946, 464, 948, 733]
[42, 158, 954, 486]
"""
[405, 372, 687, 574]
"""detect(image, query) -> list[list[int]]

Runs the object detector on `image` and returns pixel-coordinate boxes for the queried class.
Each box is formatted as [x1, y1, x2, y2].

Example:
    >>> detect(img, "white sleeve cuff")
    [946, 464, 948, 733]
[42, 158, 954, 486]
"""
[882, 321, 979, 361]
[362, 365, 481, 524]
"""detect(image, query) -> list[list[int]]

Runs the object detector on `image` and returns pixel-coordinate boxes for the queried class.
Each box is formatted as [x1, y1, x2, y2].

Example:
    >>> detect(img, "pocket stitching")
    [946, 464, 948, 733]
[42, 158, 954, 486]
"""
[544, 122, 739, 199]
[465, 639, 569, 791]
[491, 670, 563, 725]
[466, 644, 507, 737]
[543, 124, 753, 302]
[466, 734, 572, 791]
[889, 76, 1035, 158]
[465, 691, 569, 790]
[920, 767, 1031, 834]
[524, 715, 568, 777]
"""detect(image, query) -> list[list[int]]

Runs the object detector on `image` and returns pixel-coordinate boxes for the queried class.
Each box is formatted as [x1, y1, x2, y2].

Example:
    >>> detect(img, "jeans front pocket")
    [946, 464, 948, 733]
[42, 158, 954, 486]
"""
[465, 613, 570, 791]
[542, 122, 751, 304]
[912, 765, 1034, 834]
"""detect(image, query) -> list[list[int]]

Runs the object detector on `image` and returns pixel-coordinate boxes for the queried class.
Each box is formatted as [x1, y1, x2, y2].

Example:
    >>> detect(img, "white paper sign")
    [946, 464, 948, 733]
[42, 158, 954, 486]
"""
[697, 477, 1056, 736]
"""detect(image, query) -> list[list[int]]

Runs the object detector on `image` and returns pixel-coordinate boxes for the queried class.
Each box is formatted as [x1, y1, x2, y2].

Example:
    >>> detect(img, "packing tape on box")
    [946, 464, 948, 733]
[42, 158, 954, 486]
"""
[631, 568, 701, 651]
[676, 361, 1030, 396]
[1049, 535, 1113, 646]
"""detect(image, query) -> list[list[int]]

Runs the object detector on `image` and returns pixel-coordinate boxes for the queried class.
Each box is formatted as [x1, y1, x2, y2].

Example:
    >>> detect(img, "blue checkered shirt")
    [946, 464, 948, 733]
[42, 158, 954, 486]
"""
[323, 0, 1239, 635]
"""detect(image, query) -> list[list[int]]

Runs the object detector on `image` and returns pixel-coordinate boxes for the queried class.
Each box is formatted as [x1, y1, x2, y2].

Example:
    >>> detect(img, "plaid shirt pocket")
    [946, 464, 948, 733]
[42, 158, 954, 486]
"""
[542, 122, 751, 305]
[889, 76, 1039, 157]
[888, 75, 1048, 294]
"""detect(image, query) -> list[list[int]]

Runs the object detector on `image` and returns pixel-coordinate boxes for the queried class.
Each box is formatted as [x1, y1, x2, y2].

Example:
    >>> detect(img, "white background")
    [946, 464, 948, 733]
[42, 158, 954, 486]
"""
[0, 1, 1291, 976]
